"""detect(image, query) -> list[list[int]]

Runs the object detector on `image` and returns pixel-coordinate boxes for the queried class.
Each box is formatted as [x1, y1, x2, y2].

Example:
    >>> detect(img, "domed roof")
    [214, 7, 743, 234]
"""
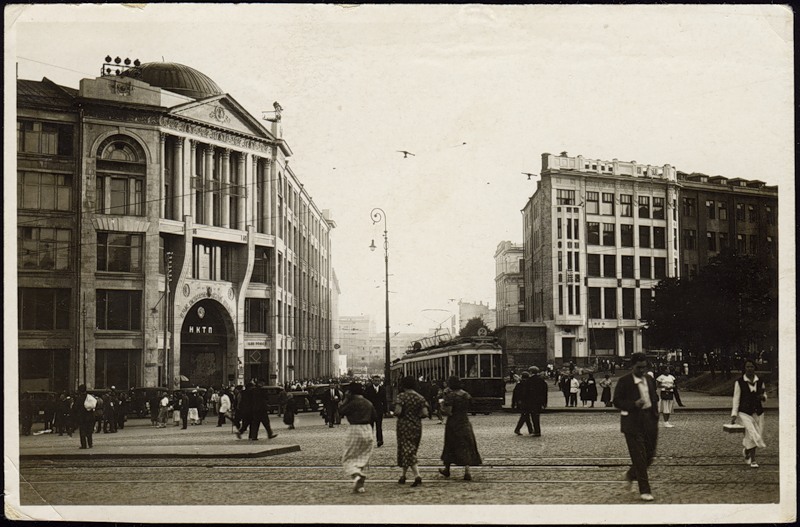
[124, 62, 224, 99]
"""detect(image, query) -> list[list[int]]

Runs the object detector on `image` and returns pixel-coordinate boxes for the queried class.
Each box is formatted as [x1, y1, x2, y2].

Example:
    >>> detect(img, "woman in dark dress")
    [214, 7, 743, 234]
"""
[439, 376, 482, 481]
[395, 376, 429, 486]
[586, 373, 598, 408]
[283, 393, 297, 429]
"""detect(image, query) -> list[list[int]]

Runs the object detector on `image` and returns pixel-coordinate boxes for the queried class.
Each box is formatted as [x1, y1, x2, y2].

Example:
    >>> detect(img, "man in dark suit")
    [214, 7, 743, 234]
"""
[322, 382, 344, 428]
[247, 380, 278, 440]
[613, 352, 659, 502]
[364, 375, 387, 446]
[527, 366, 548, 437]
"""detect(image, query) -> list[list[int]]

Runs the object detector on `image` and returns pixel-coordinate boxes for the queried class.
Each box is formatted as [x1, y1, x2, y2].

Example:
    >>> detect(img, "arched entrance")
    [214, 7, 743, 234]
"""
[180, 299, 234, 387]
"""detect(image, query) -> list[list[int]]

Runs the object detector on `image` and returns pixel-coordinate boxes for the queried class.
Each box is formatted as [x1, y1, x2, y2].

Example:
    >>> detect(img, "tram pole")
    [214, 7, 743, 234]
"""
[370, 208, 391, 403]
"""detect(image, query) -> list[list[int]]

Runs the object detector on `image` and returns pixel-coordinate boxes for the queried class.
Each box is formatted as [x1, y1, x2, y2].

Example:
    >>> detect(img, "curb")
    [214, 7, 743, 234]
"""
[20, 444, 301, 461]
[500, 406, 778, 414]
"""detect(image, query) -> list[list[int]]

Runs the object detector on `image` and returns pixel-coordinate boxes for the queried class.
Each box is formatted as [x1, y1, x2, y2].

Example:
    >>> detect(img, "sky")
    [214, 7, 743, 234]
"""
[6, 4, 794, 336]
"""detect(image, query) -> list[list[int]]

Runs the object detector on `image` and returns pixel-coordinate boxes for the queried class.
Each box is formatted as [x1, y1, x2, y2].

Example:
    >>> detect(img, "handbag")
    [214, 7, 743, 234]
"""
[84, 394, 97, 411]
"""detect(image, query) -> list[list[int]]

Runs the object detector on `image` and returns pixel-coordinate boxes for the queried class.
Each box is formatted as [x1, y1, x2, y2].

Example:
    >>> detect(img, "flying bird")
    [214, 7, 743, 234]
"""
[397, 150, 416, 158]
[522, 172, 538, 180]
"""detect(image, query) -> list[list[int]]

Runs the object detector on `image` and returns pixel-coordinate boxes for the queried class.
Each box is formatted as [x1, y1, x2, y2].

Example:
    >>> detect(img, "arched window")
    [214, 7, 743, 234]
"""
[96, 135, 146, 216]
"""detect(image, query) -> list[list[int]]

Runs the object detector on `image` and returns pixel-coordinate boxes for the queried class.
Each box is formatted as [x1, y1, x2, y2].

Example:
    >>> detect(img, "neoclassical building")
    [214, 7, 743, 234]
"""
[17, 60, 336, 391]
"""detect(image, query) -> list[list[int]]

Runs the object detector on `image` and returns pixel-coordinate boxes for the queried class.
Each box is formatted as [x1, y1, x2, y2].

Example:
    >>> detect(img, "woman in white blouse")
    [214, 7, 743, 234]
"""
[730, 360, 767, 468]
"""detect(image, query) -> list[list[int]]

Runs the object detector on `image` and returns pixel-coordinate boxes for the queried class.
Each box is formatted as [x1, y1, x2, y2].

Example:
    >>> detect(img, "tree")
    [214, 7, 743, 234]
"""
[459, 316, 491, 337]
[641, 253, 775, 367]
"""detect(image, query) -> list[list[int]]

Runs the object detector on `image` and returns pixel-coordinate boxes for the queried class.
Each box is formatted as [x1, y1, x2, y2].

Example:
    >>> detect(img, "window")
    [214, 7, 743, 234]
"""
[707, 231, 717, 252]
[603, 255, 616, 278]
[748, 205, 757, 223]
[682, 197, 696, 217]
[638, 196, 650, 218]
[602, 223, 615, 246]
[736, 203, 745, 221]
[719, 232, 729, 251]
[587, 222, 600, 245]
[640, 289, 652, 318]
[601, 193, 614, 215]
[639, 226, 651, 248]
[640, 257, 652, 279]
[719, 202, 728, 220]
[603, 288, 616, 319]
[765, 206, 774, 225]
[557, 218, 562, 239]
[97, 233, 142, 273]
[252, 248, 272, 284]
[573, 219, 579, 240]
[587, 254, 600, 277]
[96, 135, 146, 216]
[586, 191, 599, 214]
[18, 288, 71, 330]
[766, 236, 775, 256]
[479, 354, 492, 377]
[653, 227, 666, 249]
[96, 290, 141, 330]
[17, 120, 73, 156]
[620, 194, 633, 217]
[652, 197, 665, 220]
[556, 189, 575, 205]
[558, 285, 563, 315]
[18, 172, 73, 211]
[588, 287, 601, 318]
[683, 229, 697, 250]
[750, 235, 758, 255]
[618, 224, 633, 247]
[18, 227, 70, 270]
[622, 288, 635, 319]
[192, 241, 234, 281]
[706, 200, 715, 219]
[654, 257, 666, 279]
[245, 299, 270, 333]
[622, 256, 634, 278]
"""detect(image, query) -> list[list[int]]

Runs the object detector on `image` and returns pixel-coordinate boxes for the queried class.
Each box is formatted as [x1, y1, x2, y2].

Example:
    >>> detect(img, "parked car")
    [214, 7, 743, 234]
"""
[288, 390, 312, 412]
[128, 387, 168, 417]
[306, 384, 331, 412]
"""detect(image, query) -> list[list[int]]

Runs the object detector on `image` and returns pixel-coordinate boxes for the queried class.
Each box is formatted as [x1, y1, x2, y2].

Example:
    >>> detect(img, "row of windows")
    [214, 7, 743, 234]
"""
[557, 189, 669, 219]
[586, 254, 668, 280]
[17, 120, 74, 156]
[586, 223, 668, 249]
[397, 353, 503, 381]
[587, 287, 652, 320]
[18, 227, 71, 270]
[688, 198, 775, 224]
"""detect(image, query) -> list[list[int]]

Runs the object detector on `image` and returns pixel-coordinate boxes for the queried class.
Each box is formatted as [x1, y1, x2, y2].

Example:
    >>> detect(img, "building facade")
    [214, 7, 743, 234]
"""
[521, 152, 778, 367]
[458, 300, 496, 331]
[494, 241, 525, 328]
[17, 60, 336, 392]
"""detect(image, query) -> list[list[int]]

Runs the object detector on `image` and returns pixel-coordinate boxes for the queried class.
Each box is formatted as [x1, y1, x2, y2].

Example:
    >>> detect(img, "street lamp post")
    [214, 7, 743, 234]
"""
[369, 208, 391, 400]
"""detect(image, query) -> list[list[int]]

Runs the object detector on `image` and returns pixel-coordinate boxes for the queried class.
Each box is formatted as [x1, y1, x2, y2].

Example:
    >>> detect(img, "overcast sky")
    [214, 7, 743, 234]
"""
[7, 4, 794, 335]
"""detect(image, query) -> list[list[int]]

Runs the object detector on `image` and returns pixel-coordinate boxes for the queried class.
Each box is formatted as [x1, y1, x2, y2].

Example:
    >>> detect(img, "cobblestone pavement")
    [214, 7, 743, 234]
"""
[16, 409, 781, 510]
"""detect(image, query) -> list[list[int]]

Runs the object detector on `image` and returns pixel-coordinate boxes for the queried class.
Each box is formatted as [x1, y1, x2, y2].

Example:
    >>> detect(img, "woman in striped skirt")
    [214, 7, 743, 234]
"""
[339, 383, 378, 493]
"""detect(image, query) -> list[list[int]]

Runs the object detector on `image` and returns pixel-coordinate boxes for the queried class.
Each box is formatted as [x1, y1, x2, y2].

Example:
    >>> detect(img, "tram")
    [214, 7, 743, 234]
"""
[389, 336, 505, 414]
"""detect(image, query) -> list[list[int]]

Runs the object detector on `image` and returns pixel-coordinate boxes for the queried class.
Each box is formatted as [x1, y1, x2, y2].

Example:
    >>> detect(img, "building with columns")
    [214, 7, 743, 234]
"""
[16, 60, 336, 392]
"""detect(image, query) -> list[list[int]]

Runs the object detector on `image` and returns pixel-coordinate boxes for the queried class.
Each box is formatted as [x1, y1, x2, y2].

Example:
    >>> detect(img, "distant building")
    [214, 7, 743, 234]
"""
[16, 60, 336, 392]
[494, 241, 525, 327]
[458, 300, 496, 331]
[338, 315, 374, 372]
[521, 151, 778, 367]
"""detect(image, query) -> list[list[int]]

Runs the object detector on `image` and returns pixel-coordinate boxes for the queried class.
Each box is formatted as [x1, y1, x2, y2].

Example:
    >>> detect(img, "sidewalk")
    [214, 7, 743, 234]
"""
[502, 378, 780, 413]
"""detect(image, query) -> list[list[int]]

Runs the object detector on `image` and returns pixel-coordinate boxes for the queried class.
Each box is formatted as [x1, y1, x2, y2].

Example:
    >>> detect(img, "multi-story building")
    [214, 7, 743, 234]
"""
[458, 300, 496, 331]
[494, 241, 525, 328]
[338, 315, 374, 371]
[17, 59, 336, 392]
[523, 152, 680, 366]
[522, 152, 778, 367]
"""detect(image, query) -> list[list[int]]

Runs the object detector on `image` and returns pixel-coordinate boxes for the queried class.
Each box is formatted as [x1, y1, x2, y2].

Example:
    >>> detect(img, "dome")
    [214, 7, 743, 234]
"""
[123, 62, 224, 99]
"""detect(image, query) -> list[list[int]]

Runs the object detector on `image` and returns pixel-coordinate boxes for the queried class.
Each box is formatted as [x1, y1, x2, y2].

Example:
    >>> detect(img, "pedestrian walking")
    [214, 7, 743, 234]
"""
[599, 374, 613, 407]
[439, 376, 482, 481]
[277, 387, 288, 417]
[322, 382, 344, 428]
[394, 376, 429, 487]
[364, 375, 387, 446]
[245, 380, 278, 440]
[586, 373, 598, 408]
[188, 390, 202, 425]
[157, 391, 170, 428]
[579, 376, 589, 407]
[74, 385, 96, 449]
[655, 367, 677, 427]
[569, 374, 580, 407]
[283, 393, 297, 429]
[339, 382, 378, 494]
[512, 372, 533, 435]
[217, 389, 232, 427]
[527, 367, 548, 436]
[559, 374, 570, 406]
[731, 359, 767, 468]
[613, 352, 659, 502]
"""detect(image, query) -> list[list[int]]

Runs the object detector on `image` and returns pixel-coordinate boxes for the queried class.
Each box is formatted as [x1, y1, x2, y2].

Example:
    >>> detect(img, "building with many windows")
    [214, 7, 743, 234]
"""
[17, 60, 337, 392]
[521, 152, 778, 367]
[494, 241, 525, 327]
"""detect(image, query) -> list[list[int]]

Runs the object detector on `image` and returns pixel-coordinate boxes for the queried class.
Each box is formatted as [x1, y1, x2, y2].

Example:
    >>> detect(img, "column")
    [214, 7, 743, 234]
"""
[238, 153, 247, 230]
[188, 140, 197, 219]
[159, 133, 167, 218]
[173, 137, 184, 219]
[221, 148, 230, 228]
[204, 145, 214, 225]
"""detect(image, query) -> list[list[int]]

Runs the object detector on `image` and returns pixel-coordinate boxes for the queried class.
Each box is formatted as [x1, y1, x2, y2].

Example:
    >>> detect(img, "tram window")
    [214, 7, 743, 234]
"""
[492, 354, 502, 377]
[480, 354, 491, 377]
[467, 355, 478, 378]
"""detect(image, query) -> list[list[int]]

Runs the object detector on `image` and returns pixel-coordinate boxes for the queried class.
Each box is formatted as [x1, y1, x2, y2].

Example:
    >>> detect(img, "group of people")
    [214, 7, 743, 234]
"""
[148, 389, 208, 429]
[338, 374, 482, 493]
[557, 372, 599, 407]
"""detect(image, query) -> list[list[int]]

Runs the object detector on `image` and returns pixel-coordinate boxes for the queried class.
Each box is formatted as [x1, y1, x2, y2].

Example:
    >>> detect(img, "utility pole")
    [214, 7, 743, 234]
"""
[82, 292, 87, 387]
[164, 252, 173, 388]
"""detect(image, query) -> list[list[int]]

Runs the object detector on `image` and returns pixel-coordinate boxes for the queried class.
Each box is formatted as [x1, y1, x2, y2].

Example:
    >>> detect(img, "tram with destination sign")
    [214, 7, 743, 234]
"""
[389, 336, 505, 414]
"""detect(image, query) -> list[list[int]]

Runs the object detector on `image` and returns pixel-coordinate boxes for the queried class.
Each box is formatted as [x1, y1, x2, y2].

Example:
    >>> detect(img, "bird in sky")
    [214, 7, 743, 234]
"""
[522, 172, 538, 180]
[397, 150, 416, 158]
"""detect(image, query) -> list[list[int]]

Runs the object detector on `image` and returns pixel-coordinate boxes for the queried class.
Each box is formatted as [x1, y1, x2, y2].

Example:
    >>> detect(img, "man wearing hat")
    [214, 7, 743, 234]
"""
[512, 372, 534, 435]
[527, 367, 548, 437]
[364, 375, 387, 447]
